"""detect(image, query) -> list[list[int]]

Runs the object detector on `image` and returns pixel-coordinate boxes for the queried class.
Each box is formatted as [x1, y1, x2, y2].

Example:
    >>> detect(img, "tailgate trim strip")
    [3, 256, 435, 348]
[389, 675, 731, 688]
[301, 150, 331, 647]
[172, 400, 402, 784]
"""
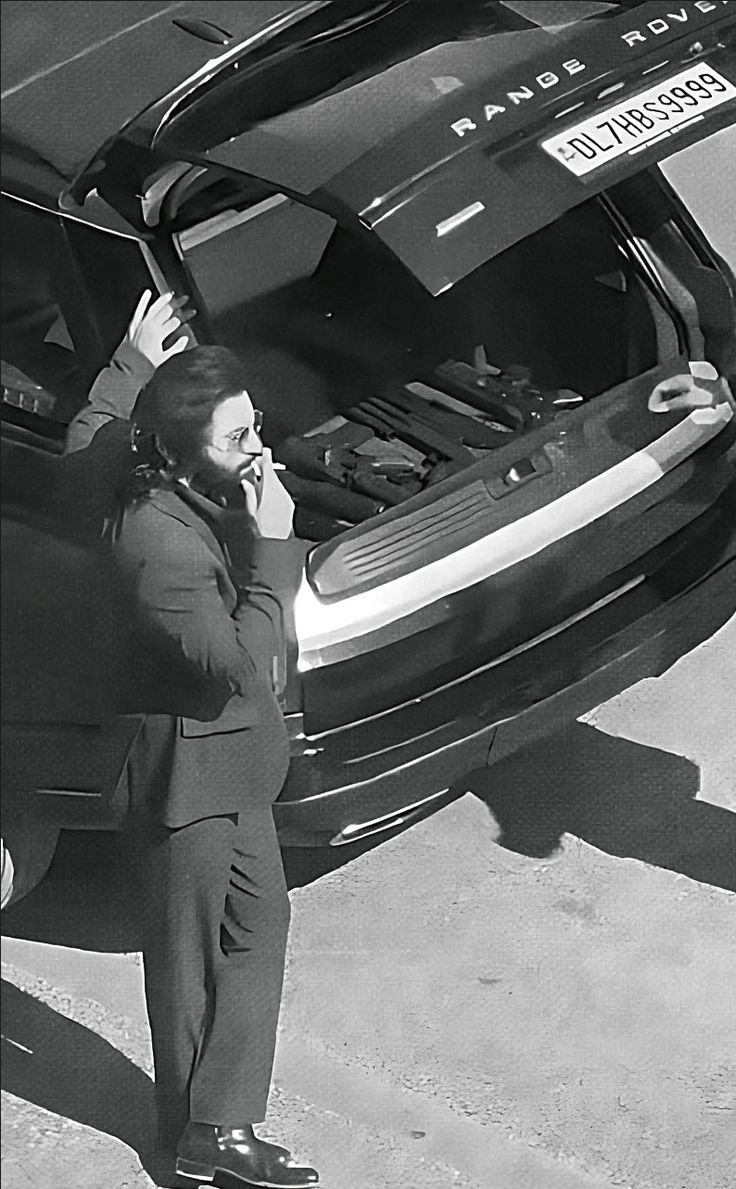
[296, 404, 732, 657]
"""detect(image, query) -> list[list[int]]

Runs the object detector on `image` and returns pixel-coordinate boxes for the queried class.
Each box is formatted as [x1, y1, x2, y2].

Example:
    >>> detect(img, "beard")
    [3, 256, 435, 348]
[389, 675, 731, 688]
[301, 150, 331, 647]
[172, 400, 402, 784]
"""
[190, 454, 252, 500]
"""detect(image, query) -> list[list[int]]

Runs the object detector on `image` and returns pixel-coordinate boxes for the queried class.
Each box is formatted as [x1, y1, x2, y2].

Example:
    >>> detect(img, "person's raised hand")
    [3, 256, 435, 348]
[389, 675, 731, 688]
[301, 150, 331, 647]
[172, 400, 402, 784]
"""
[125, 289, 191, 368]
[241, 448, 294, 539]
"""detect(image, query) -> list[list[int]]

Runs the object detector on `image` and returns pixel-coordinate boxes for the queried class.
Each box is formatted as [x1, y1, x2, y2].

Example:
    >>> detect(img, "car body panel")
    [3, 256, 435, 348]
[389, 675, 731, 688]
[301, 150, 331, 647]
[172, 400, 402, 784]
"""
[0, 1, 310, 201]
[195, 3, 736, 291]
[2, 1, 736, 872]
[275, 497, 736, 843]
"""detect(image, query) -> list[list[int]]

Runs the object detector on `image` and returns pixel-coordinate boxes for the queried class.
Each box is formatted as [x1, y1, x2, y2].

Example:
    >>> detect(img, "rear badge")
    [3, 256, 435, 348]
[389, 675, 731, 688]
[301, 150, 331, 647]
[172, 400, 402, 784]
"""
[542, 63, 736, 177]
[436, 201, 485, 237]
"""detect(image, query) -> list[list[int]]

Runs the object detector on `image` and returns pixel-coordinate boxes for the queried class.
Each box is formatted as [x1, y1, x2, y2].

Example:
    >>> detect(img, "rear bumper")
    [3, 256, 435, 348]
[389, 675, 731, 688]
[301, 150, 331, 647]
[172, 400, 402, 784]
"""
[274, 494, 736, 844]
[488, 555, 735, 766]
[6, 494, 734, 849]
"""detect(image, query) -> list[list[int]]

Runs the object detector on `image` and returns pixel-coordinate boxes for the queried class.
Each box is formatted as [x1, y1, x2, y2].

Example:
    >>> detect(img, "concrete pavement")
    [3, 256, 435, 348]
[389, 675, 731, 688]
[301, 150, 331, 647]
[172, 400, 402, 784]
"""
[2, 616, 735, 1189]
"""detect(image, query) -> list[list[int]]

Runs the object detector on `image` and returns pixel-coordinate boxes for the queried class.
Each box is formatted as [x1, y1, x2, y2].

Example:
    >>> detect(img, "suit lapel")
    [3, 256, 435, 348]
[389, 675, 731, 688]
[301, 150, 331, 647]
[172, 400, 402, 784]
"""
[147, 488, 227, 567]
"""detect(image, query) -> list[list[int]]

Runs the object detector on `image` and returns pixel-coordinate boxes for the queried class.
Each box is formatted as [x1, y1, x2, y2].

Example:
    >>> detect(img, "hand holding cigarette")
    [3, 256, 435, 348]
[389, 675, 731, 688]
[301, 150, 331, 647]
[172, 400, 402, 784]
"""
[241, 447, 294, 538]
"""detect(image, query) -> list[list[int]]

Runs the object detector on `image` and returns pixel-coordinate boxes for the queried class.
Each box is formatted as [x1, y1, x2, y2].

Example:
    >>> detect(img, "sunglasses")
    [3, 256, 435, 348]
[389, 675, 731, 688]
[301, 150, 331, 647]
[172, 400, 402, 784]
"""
[216, 409, 264, 453]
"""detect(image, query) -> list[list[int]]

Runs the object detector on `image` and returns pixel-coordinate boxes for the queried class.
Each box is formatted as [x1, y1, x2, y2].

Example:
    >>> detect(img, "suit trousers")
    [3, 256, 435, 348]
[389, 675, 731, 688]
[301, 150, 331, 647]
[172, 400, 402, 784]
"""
[127, 807, 291, 1145]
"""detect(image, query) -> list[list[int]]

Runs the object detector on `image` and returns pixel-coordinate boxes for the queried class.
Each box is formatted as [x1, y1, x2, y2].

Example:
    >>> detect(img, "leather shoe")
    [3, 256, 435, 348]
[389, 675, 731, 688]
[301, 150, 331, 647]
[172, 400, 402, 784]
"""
[175, 1122, 319, 1188]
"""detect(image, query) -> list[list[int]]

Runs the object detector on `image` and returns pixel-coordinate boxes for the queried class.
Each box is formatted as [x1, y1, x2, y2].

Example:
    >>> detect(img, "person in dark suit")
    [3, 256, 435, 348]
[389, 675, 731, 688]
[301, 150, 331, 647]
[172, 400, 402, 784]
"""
[65, 299, 318, 1188]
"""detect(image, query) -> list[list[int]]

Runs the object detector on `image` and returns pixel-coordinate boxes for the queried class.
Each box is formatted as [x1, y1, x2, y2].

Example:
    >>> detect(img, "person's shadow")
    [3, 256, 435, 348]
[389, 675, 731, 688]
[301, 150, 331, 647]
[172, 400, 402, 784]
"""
[1, 969, 204, 1188]
[466, 721, 736, 892]
[2, 831, 190, 1186]
[1, 979, 161, 1169]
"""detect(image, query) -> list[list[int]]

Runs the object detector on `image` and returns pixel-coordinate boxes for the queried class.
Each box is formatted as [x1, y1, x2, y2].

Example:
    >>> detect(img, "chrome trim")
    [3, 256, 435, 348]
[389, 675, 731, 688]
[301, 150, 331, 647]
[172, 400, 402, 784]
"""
[28, 789, 102, 798]
[597, 81, 626, 100]
[555, 102, 585, 119]
[298, 719, 506, 804]
[329, 788, 452, 846]
[343, 723, 452, 765]
[436, 201, 485, 238]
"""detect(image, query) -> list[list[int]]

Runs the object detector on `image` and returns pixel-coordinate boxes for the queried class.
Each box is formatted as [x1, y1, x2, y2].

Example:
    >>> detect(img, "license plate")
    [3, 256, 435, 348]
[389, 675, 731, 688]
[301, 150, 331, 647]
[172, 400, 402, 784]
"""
[542, 64, 736, 178]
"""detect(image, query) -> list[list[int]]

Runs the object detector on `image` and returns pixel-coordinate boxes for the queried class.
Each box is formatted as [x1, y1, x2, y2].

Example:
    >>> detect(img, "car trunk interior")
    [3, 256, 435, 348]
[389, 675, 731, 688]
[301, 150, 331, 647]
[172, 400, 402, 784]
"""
[178, 166, 734, 548]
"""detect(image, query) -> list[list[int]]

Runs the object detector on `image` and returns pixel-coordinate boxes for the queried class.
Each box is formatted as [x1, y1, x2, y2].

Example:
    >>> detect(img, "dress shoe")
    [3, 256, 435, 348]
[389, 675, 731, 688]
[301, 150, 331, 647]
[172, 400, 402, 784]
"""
[175, 1122, 319, 1188]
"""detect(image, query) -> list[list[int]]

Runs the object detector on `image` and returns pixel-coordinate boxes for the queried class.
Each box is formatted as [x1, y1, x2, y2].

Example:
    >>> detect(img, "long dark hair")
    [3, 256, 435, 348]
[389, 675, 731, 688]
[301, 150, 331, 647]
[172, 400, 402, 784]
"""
[122, 346, 252, 504]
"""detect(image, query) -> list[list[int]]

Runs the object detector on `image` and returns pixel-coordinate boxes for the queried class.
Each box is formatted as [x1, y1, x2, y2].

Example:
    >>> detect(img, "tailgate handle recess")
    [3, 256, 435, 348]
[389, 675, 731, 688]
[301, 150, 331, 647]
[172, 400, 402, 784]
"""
[486, 451, 552, 499]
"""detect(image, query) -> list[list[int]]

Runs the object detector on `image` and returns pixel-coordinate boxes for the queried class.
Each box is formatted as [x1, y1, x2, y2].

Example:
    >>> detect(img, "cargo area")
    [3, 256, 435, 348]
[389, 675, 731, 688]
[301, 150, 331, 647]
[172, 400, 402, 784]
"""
[179, 168, 735, 548]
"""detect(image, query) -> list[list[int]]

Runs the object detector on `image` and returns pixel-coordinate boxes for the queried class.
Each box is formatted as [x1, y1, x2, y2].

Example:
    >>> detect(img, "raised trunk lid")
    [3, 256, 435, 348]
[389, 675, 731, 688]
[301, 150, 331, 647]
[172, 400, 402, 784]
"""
[172, 2, 736, 293]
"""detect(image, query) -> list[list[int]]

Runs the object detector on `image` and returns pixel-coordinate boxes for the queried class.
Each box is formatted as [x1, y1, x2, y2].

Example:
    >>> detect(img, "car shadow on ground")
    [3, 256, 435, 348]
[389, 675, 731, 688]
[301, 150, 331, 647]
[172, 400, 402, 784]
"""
[2, 830, 143, 952]
[466, 721, 736, 893]
[4, 720, 733, 957]
[0, 825, 410, 949]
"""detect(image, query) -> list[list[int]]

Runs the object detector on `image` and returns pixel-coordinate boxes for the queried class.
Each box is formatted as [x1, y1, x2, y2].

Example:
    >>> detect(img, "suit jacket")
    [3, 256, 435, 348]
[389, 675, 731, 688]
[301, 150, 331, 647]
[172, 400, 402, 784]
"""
[63, 337, 306, 826]
[113, 485, 305, 825]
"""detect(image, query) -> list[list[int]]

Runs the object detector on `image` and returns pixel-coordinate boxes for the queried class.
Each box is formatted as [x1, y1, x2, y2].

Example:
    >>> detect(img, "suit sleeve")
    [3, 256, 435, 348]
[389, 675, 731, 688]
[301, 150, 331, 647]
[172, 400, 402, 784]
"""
[64, 339, 155, 454]
[217, 511, 308, 696]
[232, 535, 309, 696]
[116, 506, 269, 719]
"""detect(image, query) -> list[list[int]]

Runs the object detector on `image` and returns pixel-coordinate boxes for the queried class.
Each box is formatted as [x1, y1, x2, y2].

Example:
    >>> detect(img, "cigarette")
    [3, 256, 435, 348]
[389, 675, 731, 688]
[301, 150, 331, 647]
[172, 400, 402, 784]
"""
[246, 454, 286, 471]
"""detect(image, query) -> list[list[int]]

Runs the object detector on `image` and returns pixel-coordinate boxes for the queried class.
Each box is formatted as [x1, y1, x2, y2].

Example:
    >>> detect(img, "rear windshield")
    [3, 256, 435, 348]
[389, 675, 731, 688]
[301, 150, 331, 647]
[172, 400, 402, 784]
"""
[159, 0, 651, 188]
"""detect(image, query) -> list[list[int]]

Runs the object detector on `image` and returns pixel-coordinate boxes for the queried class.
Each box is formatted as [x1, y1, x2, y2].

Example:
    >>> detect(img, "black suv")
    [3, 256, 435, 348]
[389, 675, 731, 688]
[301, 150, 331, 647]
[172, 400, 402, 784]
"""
[2, 0, 735, 904]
